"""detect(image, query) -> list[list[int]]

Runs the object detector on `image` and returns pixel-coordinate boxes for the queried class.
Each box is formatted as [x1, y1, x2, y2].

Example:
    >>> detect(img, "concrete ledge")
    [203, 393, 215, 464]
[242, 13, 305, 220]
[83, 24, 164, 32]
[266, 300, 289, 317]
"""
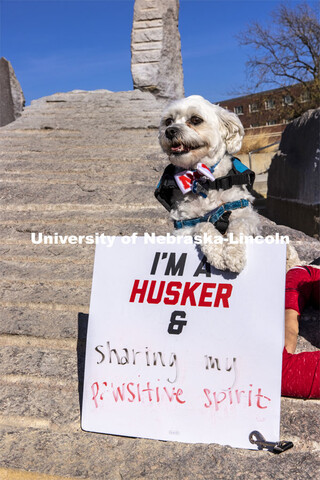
[0, 468, 82, 480]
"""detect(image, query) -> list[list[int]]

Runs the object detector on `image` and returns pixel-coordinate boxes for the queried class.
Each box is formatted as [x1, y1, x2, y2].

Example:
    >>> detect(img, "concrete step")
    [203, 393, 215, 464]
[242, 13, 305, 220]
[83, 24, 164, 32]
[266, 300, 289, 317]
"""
[0, 165, 165, 184]
[0, 182, 158, 205]
[1, 259, 94, 282]
[0, 154, 167, 173]
[0, 376, 80, 427]
[0, 208, 167, 224]
[0, 278, 90, 307]
[0, 398, 319, 480]
[0, 219, 169, 244]
[0, 307, 85, 338]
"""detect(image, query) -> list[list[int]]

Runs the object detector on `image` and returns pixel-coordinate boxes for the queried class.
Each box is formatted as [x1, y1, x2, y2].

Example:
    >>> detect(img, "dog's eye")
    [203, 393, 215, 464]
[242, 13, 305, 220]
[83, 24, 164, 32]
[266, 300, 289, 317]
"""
[190, 116, 203, 125]
[165, 118, 173, 126]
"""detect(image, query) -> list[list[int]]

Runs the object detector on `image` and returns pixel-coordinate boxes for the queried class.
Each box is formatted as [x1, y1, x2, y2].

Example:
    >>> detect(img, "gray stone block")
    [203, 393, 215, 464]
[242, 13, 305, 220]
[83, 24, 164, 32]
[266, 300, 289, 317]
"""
[133, 19, 163, 29]
[132, 41, 162, 51]
[131, 0, 184, 99]
[131, 63, 159, 88]
[132, 26, 163, 43]
[0, 57, 25, 127]
[132, 49, 162, 64]
[267, 108, 320, 237]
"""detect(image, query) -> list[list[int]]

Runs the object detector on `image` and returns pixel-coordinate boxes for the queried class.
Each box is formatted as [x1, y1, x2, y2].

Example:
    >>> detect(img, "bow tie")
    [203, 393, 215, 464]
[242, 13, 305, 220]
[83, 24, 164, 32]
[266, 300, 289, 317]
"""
[174, 163, 215, 195]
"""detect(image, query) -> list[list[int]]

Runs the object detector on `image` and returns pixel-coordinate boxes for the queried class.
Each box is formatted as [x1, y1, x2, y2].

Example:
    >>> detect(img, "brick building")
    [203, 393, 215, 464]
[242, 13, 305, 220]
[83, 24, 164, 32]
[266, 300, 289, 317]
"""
[216, 83, 314, 129]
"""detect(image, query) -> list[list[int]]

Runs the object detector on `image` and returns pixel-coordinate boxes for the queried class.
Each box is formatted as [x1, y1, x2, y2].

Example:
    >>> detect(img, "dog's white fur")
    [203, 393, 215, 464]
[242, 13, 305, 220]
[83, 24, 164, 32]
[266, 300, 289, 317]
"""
[158, 95, 260, 273]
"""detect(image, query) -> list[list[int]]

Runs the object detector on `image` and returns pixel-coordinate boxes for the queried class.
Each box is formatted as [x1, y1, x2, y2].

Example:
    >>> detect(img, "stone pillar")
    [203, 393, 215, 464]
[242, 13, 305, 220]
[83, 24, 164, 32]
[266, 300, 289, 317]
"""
[131, 0, 184, 100]
[267, 108, 320, 238]
[0, 57, 25, 127]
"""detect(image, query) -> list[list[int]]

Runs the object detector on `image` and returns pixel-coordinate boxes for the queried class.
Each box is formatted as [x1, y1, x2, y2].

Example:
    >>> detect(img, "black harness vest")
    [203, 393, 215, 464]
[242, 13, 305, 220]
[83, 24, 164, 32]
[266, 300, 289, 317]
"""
[154, 157, 255, 234]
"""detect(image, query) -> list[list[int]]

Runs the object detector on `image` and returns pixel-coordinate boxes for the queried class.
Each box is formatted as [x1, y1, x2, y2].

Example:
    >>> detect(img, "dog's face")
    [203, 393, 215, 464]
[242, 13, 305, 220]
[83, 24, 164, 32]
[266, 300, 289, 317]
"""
[159, 95, 244, 169]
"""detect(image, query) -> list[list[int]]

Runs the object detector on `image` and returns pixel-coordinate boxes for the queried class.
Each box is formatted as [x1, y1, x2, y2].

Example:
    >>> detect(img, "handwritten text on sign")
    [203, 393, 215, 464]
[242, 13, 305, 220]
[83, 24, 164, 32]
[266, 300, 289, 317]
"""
[82, 239, 286, 448]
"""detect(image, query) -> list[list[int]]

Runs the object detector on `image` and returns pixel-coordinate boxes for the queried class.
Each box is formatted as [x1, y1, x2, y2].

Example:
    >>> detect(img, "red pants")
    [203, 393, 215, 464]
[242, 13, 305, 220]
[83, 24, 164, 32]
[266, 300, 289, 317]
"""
[282, 347, 320, 398]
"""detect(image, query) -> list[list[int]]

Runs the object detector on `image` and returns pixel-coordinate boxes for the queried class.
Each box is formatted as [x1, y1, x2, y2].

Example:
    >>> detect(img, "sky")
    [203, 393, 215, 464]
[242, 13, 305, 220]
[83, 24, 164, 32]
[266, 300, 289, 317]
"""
[0, 0, 318, 105]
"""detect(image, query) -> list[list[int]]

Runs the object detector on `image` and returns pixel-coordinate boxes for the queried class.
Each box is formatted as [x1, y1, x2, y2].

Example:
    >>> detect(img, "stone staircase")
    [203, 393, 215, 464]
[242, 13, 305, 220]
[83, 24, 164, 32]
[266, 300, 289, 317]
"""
[0, 89, 319, 480]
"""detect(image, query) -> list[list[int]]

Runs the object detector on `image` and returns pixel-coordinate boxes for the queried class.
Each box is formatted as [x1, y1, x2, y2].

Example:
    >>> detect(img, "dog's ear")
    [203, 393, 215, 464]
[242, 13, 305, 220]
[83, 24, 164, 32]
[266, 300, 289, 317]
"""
[216, 107, 244, 154]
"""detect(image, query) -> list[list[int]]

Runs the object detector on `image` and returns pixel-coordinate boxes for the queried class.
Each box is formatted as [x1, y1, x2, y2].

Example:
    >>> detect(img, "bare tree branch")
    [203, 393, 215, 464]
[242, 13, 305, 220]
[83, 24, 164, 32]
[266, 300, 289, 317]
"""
[236, 2, 320, 117]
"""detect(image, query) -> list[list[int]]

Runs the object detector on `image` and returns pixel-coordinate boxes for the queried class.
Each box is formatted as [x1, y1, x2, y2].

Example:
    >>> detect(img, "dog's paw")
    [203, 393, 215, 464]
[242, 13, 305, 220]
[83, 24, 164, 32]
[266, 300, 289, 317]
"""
[195, 223, 226, 271]
[202, 245, 227, 271]
[223, 243, 247, 273]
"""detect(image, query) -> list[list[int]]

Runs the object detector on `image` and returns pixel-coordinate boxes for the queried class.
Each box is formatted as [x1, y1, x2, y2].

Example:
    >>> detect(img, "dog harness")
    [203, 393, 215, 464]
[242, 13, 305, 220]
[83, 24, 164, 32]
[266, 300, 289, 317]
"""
[154, 157, 255, 234]
[173, 199, 249, 230]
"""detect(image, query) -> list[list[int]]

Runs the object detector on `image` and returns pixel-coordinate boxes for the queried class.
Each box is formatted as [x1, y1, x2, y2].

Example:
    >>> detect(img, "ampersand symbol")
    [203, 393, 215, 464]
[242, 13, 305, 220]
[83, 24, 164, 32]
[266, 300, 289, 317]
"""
[167, 311, 187, 335]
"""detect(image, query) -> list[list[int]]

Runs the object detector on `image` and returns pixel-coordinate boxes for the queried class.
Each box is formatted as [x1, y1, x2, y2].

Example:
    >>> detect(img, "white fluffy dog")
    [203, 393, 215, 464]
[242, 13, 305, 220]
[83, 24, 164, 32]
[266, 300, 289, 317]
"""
[156, 95, 260, 273]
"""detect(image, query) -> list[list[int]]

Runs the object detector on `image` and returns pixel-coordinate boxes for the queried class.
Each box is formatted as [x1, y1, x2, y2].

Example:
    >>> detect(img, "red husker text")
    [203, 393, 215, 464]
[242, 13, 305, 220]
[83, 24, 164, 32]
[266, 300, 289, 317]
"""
[129, 279, 233, 307]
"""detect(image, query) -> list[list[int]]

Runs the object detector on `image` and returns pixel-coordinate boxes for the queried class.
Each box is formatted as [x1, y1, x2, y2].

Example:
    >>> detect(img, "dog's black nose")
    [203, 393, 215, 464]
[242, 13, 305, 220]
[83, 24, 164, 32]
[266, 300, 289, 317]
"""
[165, 126, 179, 140]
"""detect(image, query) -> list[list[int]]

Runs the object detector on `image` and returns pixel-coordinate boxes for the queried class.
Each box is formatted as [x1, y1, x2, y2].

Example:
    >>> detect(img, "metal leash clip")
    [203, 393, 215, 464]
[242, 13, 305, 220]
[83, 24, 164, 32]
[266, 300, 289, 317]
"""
[249, 430, 294, 454]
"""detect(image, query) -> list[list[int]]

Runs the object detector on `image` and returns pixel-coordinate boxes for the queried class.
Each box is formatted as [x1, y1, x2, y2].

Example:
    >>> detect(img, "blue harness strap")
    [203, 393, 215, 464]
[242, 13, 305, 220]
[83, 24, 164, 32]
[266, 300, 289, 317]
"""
[173, 199, 249, 230]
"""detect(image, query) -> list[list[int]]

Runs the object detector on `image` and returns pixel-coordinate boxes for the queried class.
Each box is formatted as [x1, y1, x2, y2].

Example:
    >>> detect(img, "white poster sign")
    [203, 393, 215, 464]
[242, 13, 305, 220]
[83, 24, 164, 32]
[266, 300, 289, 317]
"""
[82, 237, 286, 449]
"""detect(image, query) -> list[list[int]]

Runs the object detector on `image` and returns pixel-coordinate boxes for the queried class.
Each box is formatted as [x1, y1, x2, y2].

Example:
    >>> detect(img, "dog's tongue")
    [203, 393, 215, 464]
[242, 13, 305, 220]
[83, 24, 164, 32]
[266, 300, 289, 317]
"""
[171, 144, 189, 153]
